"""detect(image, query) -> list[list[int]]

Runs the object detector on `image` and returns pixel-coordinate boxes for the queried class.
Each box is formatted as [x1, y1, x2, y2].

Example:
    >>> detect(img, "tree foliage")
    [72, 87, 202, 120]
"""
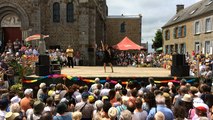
[152, 29, 163, 50]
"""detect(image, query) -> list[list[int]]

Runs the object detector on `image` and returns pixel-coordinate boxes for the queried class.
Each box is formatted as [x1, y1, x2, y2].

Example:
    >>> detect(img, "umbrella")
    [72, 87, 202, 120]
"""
[25, 34, 49, 42]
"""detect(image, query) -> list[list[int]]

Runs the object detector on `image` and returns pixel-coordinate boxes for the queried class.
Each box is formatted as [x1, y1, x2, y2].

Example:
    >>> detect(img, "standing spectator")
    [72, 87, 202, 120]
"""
[108, 107, 117, 120]
[75, 92, 94, 120]
[66, 45, 74, 68]
[72, 111, 82, 120]
[27, 101, 45, 120]
[100, 82, 111, 97]
[147, 95, 174, 120]
[53, 103, 72, 120]
[20, 89, 33, 112]
[37, 83, 46, 100]
[192, 103, 210, 120]
[89, 77, 101, 93]
[101, 101, 112, 119]
[119, 110, 132, 120]
[40, 111, 53, 120]
[132, 98, 147, 120]
[93, 100, 103, 120]
[0, 98, 9, 120]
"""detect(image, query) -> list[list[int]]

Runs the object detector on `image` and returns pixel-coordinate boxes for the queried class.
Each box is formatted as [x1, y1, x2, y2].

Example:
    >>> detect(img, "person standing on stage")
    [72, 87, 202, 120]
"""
[66, 45, 74, 68]
[101, 41, 114, 73]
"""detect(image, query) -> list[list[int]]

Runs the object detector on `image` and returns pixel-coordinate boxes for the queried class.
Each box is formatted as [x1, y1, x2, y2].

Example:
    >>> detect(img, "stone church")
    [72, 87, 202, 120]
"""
[0, 0, 141, 65]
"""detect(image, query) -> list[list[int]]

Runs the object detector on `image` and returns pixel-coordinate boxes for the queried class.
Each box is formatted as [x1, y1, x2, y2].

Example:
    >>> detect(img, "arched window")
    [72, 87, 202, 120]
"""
[53, 2, 60, 22]
[120, 22, 126, 33]
[67, 2, 74, 22]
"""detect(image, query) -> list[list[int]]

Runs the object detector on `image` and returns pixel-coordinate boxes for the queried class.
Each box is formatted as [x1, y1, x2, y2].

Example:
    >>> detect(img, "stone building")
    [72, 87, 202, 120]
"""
[0, 0, 141, 65]
[106, 15, 142, 46]
[162, 0, 213, 56]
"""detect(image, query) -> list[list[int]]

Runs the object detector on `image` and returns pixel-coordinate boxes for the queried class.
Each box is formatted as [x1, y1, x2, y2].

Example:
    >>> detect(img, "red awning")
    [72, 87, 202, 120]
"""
[113, 37, 141, 50]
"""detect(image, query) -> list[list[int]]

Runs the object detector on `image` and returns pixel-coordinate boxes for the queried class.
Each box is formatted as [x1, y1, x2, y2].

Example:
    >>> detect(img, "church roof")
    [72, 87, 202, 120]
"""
[162, 0, 213, 28]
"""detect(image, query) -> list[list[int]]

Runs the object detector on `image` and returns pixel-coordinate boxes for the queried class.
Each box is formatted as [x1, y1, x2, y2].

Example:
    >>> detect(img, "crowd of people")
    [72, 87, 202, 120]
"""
[0, 77, 213, 120]
[0, 40, 213, 120]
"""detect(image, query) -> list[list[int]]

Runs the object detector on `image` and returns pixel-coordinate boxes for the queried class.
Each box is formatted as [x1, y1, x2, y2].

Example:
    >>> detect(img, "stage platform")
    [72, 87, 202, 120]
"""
[24, 66, 198, 90]
[61, 66, 171, 78]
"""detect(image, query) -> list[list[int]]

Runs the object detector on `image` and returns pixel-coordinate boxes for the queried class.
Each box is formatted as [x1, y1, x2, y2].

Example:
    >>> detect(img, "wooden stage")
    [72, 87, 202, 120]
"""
[61, 66, 171, 78]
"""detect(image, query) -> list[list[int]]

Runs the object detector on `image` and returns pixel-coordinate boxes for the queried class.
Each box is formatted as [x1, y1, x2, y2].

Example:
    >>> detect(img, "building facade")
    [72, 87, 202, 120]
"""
[162, 0, 213, 56]
[106, 15, 142, 46]
[0, 0, 141, 65]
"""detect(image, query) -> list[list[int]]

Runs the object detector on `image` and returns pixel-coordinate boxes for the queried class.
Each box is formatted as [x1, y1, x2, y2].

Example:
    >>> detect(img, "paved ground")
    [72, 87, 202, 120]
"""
[61, 66, 170, 77]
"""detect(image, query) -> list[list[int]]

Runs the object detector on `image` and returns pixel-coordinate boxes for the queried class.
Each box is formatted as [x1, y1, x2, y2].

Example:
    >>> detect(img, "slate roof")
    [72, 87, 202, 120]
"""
[162, 0, 213, 28]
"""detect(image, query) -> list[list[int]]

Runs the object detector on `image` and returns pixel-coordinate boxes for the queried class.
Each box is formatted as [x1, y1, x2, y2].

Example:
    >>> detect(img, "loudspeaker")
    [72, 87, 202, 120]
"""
[39, 55, 50, 66]
[172, 54, 186, 66]
[35, 65, 50, 76]
[171, 65, 190, 77]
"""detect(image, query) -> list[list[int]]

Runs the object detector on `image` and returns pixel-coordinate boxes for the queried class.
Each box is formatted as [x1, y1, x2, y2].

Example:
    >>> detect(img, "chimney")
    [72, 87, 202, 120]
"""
[176, 4, 184, 13]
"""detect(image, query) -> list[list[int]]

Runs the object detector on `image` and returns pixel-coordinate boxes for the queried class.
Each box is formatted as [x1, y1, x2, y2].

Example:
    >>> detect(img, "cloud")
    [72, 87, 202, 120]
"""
[107, 0, 199, 45]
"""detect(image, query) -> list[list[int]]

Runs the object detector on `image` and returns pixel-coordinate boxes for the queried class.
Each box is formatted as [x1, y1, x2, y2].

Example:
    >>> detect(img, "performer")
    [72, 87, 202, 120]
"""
[101, 41, 114, 73]
[66, 45, 74, 68]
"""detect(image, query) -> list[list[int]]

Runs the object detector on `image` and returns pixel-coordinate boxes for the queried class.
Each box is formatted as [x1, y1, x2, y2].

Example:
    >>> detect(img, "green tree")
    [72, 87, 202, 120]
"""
[152, 29, 163, 50]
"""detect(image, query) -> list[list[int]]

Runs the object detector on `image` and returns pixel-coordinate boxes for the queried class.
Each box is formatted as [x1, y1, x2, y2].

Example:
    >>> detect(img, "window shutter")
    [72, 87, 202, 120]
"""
[168, 30, 170, 40]
[183, 43, 186, 54]
[178, 27, 181, 38]
[184, 26, 186, 37]
[164, 31, 166, 40]
[173, 28, 176, 39]
[168, 45, 171, 54]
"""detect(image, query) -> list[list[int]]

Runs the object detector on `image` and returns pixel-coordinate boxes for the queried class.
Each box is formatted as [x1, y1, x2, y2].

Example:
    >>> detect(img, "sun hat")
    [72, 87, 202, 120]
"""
[181, 94, 192, 102]
[24, 88, 33, 95]
[39, 83, 46, 88]
[108, 107, 117, 119]
[163, 92, 171, 100]
[10, 96, 21, 104]
[5, 112, 19, 120]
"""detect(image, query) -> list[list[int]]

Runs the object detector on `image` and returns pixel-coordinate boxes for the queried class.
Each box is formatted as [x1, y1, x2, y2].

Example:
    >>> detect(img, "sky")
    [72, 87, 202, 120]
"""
[106, 0, 201, 51]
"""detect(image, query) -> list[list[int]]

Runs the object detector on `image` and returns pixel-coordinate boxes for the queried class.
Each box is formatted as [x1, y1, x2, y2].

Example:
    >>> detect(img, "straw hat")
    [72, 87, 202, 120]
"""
[108, 107, 117, 119]
[181, 94, 192, 102]
[5, 112, 19, 120]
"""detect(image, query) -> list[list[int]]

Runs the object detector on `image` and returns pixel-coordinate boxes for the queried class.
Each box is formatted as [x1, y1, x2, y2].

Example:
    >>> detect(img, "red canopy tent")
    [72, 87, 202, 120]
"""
[113, 36, 141, 50]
